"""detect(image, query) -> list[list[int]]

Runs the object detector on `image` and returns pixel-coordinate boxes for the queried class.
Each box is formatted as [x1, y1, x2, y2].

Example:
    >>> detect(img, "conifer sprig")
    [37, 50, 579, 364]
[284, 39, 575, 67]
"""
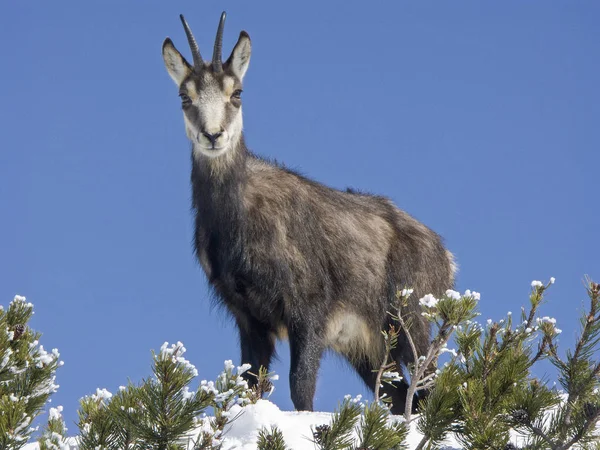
[356, 401, 408, 450]
[410, 280, 567, 449]
[257, 426, 289, 450]
[312, 396, 409, 450]
[448, 280, 559, 449]
[390, 288, 479, 420]
[0, 295, 63, 450]
[312, 397, 362, 450]
[77, 388, 121, 450]
[505, 279, 600, 449]
[199, 360, 254, 449]
[246, 366, 279, 404]
[38, 406, 69, 450]
[121, 342, 213, 450]
[75, 345, 257, 450]
[374, 324, 400, 405]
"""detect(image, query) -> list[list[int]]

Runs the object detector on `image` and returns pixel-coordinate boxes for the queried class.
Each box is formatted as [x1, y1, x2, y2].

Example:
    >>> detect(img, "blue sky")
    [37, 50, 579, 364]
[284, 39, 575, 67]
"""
[1, 1, 599, 430]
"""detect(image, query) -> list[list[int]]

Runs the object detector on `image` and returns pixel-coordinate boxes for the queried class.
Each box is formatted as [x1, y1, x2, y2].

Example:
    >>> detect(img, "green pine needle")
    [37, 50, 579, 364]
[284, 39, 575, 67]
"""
[257, 426, 289, 450]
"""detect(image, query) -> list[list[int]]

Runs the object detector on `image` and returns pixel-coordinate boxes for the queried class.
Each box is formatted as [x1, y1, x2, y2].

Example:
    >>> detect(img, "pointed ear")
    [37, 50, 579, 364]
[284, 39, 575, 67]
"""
[226, 31, 251, 81]
[162, 38, 192, 85]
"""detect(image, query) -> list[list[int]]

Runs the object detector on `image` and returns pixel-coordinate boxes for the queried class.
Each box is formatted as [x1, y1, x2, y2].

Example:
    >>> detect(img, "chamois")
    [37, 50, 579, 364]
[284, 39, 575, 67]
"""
[162, 12, 456, 413]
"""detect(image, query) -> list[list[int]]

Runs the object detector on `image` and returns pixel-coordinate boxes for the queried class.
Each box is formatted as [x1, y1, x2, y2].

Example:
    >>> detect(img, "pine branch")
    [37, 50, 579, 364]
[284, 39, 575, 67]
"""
[38, 406, 69, 450]
[556, 280, 600, 442]
[356, 402, 408, 450]
[530, 338, 549, 366]
[257, 426, 288, 450]
[416, 379, 437, 392]
[312, 398, 361, 450]
[525, 419, 560, 450]
[373, 327, 398, 404]
[0, 295, 62, 450]
[404, 320, 454, 420]
[503, 279, 600, 450]
[395, 311, 420, 372]
[560, 406, 600, 450]
[246, 366, 277, 404]
[394, 310, 442, 419]
[416, 363, 462, 449]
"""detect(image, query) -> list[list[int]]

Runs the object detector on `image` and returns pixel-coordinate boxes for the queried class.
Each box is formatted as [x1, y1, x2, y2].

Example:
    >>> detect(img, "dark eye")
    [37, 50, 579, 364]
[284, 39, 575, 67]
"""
[179, 93, 192, 106]
[231, 89, 243, 100]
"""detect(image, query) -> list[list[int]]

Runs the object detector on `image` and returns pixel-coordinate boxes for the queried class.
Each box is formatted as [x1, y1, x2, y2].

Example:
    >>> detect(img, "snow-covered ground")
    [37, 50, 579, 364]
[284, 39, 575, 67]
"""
[202, 400, 461, 449]
[23, 398, 600, 449]
[23, 399, 461, 450]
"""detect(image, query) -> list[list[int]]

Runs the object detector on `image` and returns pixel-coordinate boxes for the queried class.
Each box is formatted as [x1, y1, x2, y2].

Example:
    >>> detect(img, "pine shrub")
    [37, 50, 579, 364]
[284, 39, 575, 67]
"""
[0, 295, 63, 450]
[9, 277, 600, 450]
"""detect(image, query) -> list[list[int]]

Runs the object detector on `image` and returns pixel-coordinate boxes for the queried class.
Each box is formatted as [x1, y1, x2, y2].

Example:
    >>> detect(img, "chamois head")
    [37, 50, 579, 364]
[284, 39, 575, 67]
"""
[162, 12, 251, 158]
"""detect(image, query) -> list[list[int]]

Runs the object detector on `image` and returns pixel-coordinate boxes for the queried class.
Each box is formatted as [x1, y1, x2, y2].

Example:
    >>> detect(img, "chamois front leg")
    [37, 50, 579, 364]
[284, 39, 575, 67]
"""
[236, 316, 276, 388]
[288, 324, 326, 411]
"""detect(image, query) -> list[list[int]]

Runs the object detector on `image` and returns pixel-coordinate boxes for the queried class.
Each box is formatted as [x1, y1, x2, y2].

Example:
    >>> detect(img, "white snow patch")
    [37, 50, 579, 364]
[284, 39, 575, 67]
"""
[48, 406, 63, 421]
[419, 294, 438, 308]
[445, 289, 461, 300]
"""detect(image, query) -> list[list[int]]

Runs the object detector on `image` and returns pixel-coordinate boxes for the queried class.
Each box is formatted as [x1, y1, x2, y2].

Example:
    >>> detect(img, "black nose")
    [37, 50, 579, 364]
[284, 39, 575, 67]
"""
[202, 131, 223, 147]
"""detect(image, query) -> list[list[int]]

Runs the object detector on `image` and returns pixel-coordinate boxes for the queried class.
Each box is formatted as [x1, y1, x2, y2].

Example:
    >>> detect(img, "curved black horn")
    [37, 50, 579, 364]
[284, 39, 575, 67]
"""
[212, 11, 226, 72]
[180, 14, 203, 70]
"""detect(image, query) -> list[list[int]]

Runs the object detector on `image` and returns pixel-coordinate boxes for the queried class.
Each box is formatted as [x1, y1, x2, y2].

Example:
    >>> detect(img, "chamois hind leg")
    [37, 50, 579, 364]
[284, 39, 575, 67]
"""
[236, 315, 276, 388]
[288, 324, 326, 411]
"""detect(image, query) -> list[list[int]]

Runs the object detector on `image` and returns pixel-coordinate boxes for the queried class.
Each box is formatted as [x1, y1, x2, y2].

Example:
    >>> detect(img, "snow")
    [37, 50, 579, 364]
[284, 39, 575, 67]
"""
[48, 406, 63, 421]
[214, 400, 463, 449]
[445, 289, 461, 300]
[23, 438, 78, 450]
[22, 400, 462, 450]
[159, 341, 199, 377]
[36, 345, 56, 366]
[200, 379, 219, 395]
[463, 289, 480, 301]
[401, 288, 414, 297]
[90, 387, 112, 402]
[236, 363, 252, 375]
[12, 294, 33, 309]
[419, 294, 438, 308]
[381, 371, 403, 381]
[440, 347, 457, 357]
[216, 400, 334, 449]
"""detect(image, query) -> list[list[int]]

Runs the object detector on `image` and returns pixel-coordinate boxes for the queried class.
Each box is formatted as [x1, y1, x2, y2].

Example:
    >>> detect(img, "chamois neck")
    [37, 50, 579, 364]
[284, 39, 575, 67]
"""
[190, 135, 250, 215]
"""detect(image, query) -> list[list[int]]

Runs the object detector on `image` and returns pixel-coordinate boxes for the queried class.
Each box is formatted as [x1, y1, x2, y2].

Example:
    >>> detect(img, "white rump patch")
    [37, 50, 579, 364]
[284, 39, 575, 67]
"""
[325, 310, 377, 362]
